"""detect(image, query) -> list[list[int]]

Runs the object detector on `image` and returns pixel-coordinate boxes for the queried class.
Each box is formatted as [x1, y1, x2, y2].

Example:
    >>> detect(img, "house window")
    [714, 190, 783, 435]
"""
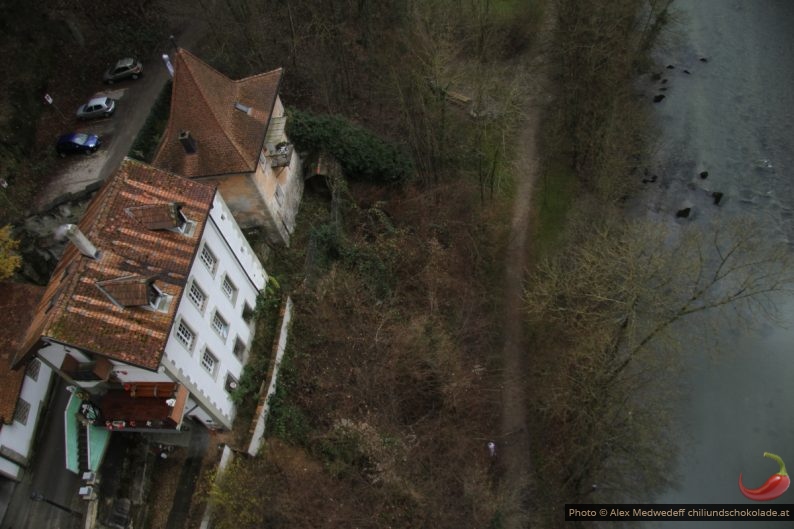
[233, 337, 247, 361]
[187, 281, 207, 311]
[274, 183, 284, 207]
[175, 321, 195, 350]
[200, 245, 217, 275]
[211, 312, 229, 340]
[177, 210, 196, 236]
[13, 399, 30, 425]
[148, 283, 166, 310]
[26, 359, 41, 381]
[242, 302, 255, 324]
[225, 373, 239, 393]
[201, 348, 218, 376]
[221, 275, 237, 303]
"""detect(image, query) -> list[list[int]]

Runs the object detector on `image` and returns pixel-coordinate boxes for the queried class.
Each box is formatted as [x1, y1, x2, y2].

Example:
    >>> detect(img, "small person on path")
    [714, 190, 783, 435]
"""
[487, 441, 496, 458]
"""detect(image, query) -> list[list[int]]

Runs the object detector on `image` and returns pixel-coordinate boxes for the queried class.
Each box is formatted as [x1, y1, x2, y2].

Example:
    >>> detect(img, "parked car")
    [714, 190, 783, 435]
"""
[76, 96, 116, 120]
[103, 57, 143, 84]
[105, 497, 132, 529]
[55, 132, 101, 157]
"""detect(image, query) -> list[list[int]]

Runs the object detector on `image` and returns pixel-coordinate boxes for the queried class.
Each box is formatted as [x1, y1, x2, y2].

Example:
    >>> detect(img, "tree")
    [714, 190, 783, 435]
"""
[524, 210, 794, 504]
[0, 225, 21, 280]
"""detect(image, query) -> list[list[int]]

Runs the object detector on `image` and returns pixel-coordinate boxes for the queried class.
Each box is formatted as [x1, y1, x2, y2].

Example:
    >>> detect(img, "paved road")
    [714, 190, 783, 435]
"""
[1, 379, 83, 529]
[165, 422, 208, 529]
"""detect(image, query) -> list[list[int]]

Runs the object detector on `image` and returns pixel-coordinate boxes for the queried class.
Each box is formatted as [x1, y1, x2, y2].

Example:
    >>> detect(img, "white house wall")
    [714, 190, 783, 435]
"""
[272, 96, 284, 119]
[208, 193, 267, 291]
[162, 197, 266, 429]
[0, 363, 53, 480]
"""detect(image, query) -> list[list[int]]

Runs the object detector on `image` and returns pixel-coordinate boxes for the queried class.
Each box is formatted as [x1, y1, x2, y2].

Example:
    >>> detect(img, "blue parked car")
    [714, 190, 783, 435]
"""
[56, 132, 101, 157]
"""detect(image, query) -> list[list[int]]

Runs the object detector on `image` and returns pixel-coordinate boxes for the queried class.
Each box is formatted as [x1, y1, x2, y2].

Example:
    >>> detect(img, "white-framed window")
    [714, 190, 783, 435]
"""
[200, 245, 217, 275]
[233, 337, 247, 361]
[177, 209, 196, 236]
[201, 348, 219, 377]
[175, 321, 195, 351]
[14, 398, 30, 425]
[148, 283, 166, 310]
[187, 281, 207, 312]
[221, 275, 238, 303]
[26, 358, 41, 381]
[211, 311, 229, 340]
[274, 183, 284, 207]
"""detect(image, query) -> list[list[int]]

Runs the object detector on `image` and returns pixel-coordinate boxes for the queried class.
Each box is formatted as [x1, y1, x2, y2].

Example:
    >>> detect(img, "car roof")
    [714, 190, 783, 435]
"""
[116, 58, 135, 68]
[87, 97, 109, 106]
[58, 132, 79, 142]
[58, 132, 93, 143]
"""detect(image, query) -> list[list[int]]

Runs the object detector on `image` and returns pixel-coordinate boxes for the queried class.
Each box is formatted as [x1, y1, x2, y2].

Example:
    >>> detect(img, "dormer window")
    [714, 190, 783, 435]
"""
[234, 101, 252, 115]
[126, 203, 195, 236]
[148, 283, 165, 309]
[96, 275, 171, 312]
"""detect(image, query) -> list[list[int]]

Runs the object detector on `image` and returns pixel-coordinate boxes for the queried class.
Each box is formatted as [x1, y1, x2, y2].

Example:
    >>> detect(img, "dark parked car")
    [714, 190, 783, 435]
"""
[103, 58, 143, 84]
[76, 96, 116, 120]
[56, 132, 101, 157]
[105, 498, 132, 529]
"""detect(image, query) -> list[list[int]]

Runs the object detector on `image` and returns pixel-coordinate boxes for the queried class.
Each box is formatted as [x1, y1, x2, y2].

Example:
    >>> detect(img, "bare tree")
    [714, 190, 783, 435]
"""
[525, 210, 794, 504]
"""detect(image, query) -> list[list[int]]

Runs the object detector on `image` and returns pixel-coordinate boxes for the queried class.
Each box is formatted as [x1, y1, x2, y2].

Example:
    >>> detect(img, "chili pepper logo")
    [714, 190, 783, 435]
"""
[738, 452, 790, 501]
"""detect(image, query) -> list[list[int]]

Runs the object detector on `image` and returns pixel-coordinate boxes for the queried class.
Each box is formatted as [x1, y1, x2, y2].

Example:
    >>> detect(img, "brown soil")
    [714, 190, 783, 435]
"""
[496, 23, 553, 529]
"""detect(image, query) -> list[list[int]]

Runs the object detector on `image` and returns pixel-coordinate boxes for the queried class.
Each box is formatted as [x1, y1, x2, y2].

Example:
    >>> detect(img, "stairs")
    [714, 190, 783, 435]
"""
[77, 425, 89, 472]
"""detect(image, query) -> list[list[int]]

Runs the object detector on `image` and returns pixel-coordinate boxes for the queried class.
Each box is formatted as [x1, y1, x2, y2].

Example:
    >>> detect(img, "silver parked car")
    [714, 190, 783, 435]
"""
[103, 58, 143, 84]
[76, 96, 116, 120]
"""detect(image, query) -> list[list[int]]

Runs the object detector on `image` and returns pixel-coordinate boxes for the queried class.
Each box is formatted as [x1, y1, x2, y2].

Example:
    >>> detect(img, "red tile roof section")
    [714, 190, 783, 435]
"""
[126, 203, 183, 230]
[0, 282, 45, 424]
[96, 275, 153, 307]
[15, 159, 216, 371]
[152, 48, 283, 178]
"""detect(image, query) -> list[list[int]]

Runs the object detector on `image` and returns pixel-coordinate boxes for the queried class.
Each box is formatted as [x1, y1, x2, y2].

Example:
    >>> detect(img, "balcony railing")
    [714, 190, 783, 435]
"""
[267, 142, 293, 168]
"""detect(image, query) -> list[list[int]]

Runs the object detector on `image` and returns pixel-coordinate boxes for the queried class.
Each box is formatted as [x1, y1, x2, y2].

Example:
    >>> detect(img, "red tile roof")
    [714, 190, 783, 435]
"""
[15, 159, 216, 371]
[126, 203, 183, 230]
[0, 282, 45, 424]
[152, 48, 283, 178]
[96, 275, 154, 307]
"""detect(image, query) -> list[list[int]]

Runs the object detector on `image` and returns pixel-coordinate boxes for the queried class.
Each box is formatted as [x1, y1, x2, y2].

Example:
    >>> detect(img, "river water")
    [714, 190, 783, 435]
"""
[640, 1, 794, 527]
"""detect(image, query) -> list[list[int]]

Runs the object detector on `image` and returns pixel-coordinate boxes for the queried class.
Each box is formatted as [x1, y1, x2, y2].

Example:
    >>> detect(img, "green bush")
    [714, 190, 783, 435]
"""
[266, 348, 310, 445]
[230, 278, 282, 406]
[129, 80, 172, 162]
[286, 108, 413, 183]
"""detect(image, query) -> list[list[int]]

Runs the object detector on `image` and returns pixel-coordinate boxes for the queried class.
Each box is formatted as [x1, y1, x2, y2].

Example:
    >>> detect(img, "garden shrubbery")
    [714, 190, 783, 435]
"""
[286, 108, 413, 183]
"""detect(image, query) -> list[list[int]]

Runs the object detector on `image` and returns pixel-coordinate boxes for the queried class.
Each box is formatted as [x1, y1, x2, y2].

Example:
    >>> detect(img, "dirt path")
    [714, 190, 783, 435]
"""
[497, 31, 552, 529]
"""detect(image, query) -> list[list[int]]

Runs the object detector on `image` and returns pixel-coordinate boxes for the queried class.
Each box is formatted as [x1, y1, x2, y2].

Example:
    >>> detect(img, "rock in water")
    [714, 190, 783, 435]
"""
[676, 207, 692, 218]
[654, 94, 666, 103]
[712, 192, 724, 205]
[699, 171, 709, 179]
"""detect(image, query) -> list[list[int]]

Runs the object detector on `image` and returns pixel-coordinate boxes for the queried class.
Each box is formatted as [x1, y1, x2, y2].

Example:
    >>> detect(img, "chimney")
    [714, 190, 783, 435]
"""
[179, 130, 197, 154]
[63, 224, 99, 259]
